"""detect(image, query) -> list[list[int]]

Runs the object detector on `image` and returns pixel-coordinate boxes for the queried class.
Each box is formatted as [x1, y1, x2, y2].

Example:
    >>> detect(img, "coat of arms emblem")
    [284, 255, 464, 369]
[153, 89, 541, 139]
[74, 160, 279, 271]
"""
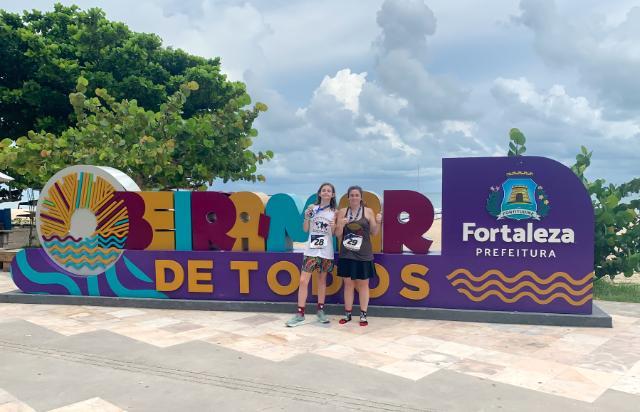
[486, 172, 550, 220]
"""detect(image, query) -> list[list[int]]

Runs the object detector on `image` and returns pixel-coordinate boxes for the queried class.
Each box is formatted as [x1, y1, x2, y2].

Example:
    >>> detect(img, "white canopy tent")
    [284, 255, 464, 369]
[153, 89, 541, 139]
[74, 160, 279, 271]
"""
[0, 172, 14, 183]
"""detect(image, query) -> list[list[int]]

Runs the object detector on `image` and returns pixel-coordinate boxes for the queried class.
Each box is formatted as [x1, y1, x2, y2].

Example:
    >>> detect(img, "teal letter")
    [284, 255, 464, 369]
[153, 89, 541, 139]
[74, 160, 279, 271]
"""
[266, 194, 307, 251]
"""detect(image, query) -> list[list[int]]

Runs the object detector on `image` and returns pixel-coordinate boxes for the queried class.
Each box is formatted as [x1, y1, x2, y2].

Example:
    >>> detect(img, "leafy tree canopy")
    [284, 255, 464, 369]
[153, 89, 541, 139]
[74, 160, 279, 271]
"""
[0, 3, 250, 139]
[0, 77, 271, 191]
[0, 4, 272, 192]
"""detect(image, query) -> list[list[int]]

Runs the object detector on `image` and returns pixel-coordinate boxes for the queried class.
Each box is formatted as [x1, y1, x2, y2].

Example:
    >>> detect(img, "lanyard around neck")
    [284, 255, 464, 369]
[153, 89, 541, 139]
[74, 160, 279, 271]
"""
[347, 205, 362, 222]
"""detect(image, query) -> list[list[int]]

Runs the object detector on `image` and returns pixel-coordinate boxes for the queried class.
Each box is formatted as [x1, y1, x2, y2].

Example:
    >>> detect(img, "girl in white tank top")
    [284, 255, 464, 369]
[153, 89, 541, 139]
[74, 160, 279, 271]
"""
[285, 183, 337, 327]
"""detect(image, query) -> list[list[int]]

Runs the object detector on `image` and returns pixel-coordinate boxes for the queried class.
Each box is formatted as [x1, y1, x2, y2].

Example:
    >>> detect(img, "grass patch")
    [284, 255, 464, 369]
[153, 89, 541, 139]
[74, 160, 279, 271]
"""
[594, 279, 640, 303]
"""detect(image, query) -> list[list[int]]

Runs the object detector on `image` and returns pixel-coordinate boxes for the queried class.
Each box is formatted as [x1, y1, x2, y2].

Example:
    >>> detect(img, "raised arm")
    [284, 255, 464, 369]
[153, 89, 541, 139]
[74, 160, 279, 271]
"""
[334, 208, 348, 238]
[367, 208, 383, 236]
[302, 204, 314, 232]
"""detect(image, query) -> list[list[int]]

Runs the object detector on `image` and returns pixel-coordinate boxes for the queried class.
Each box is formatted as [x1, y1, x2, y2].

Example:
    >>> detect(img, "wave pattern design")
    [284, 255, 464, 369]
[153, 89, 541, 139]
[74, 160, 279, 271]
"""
[39, 171, 129, 275]
[446, 269, 593, 306]
[13, 250, 167, 299]
[42, 234, 125, 271]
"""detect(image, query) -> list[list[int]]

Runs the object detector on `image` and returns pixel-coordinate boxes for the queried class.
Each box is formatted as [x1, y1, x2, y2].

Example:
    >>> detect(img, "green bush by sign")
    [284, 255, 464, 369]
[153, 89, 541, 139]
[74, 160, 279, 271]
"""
[507, 128, 639, 279]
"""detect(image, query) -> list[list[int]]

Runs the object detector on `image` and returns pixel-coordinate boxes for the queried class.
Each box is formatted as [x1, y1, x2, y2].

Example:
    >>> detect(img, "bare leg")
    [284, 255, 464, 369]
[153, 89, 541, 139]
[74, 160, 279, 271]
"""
[355, 279, 370, 312]
[343, 278, 355, 311]
[297, 271, 312, 308]
[317, 271, 327, 305]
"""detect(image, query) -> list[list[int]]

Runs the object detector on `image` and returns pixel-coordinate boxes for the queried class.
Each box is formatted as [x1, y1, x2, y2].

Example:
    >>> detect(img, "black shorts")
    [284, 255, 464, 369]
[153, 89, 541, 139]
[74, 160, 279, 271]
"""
[337, 258, 376, 280]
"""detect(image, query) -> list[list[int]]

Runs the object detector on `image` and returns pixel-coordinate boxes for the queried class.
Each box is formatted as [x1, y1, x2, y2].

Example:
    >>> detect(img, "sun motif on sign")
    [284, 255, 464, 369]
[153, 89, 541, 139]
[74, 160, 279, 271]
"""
[37, 166, 139, 276]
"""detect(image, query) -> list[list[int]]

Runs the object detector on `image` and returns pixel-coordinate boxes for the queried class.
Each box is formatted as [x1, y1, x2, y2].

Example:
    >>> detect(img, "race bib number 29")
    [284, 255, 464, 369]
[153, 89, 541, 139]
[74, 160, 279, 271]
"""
[342, 233, 363, 251]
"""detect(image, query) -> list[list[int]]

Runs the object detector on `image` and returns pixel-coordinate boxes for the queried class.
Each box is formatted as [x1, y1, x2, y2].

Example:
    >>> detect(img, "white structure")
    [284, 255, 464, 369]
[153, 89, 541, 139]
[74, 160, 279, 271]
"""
[0, 172, 13, 183]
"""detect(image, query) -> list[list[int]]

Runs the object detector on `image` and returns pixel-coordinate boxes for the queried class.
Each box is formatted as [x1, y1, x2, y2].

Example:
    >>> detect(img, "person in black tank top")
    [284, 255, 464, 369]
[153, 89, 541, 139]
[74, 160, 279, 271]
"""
[335, 185, 382, 326]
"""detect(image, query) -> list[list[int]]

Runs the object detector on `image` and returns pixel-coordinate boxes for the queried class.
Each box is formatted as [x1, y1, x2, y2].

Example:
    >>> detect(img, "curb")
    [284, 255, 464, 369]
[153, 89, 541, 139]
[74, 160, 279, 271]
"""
[0, 290, 612, 328]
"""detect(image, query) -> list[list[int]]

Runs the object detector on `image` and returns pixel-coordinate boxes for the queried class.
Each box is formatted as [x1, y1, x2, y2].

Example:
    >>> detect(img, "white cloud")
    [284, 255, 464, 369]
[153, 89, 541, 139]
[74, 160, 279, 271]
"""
[375, 0, 436, 60]
[357, 115, 419, 156]
[443, 121, 476, 138]
[314, 69, 368, 114]
[5, 0, 640, 199]
[492, 77, 640, 139]
[515, 0, 640, 115]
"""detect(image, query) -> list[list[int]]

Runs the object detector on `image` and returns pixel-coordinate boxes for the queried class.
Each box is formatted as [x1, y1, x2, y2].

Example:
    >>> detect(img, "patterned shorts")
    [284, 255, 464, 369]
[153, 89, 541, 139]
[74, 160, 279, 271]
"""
[301, 256, 335, 274]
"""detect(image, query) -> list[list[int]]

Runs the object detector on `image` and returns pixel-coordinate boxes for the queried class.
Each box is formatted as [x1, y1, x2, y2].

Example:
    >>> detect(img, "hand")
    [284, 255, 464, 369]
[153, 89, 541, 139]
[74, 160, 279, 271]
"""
[375, 212, 383, 224]
[305, 205, 314, 218]
[338, 216, 348, 227]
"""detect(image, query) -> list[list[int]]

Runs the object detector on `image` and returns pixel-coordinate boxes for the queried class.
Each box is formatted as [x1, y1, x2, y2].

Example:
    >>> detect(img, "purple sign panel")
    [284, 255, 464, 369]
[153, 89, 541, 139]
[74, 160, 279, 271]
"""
[11, 157, 594, 314]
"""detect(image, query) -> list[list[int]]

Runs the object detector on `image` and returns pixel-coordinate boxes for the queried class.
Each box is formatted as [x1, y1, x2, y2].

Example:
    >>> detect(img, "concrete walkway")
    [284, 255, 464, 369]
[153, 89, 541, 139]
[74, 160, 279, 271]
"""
[0, 271, 638, 411]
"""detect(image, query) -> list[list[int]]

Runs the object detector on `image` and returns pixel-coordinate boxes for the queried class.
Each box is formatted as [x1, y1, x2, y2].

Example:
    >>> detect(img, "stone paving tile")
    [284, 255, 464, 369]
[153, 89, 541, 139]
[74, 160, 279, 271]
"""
[446, 358, 505, 379]
[2, 271, 640, 404]
[378, 359, 440, 380]
[159, 321, 204, 334]
[0, 388, 36, 412]
[47, 397, 125, 412]
[235, 313, 280, 325]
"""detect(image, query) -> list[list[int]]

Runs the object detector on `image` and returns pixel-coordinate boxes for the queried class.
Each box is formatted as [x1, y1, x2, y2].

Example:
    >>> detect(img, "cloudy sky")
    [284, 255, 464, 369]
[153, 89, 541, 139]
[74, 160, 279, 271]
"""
[5, 0, 640, 207]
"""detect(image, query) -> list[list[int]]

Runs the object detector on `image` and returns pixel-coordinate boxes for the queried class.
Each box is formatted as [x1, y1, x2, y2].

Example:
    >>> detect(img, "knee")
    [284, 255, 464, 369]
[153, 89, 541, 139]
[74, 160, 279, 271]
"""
[356, 281, 369, 292]
[299, 276, 310, 287]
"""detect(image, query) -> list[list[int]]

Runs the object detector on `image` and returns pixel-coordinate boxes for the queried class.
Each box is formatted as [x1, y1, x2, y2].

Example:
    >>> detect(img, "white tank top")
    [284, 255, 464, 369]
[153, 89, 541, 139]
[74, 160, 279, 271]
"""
[304, 207, 336, 259]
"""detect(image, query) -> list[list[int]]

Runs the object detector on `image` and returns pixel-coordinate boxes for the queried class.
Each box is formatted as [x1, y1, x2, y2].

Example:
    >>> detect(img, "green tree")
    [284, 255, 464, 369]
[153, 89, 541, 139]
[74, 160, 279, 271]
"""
[505, 130, 640, 279]
[0, 4, 271, 191]
[571, 147, 640, 279]
[0, 77, 272, 191]
[0, 4, 252, 139]
[507, 128, 526, 156]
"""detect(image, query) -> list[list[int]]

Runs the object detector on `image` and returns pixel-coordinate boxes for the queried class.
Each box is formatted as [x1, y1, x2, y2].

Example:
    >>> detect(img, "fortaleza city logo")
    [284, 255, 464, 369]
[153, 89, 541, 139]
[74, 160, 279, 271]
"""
[486, 171, 550, 221]
[463, 170, 573, 259]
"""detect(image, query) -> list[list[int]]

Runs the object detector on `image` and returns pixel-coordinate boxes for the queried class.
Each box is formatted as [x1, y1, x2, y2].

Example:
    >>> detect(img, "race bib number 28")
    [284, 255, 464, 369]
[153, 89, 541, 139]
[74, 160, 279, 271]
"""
[310, 235, 327, 249]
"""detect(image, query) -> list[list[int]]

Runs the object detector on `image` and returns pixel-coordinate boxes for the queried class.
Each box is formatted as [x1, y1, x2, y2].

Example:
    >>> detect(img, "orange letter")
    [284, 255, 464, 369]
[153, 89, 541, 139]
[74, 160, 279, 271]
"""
[140, 192, 176, 250]
[230, 260, 259, 294]
[188, 260, 214, 293]
[400, 264, 430, 300]
[155, 260, 184, 291]
[267, 261, 299, 295]
[228, 192, 268, 251]
[370, 263, 389, 298]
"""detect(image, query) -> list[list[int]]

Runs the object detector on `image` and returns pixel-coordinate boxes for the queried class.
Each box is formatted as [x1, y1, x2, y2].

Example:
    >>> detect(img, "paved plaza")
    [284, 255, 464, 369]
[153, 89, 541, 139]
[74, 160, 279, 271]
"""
[0, 271, 639, 411]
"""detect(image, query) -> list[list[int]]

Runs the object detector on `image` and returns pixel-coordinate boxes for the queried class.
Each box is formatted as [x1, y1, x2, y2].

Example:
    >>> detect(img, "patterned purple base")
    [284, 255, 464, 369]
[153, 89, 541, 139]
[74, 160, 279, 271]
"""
[11, 248, 593, 315]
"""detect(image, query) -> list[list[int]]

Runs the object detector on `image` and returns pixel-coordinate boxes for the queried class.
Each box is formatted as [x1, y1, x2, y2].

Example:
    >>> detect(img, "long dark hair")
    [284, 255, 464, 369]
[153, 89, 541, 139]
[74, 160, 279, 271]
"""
[315, 182, 337, 210]
[347, 185, 365, 207]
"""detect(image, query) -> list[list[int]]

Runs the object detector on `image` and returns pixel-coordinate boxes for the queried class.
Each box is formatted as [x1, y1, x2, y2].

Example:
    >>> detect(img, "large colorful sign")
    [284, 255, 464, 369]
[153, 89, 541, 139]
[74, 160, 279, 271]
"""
[11, 156, 594, 314]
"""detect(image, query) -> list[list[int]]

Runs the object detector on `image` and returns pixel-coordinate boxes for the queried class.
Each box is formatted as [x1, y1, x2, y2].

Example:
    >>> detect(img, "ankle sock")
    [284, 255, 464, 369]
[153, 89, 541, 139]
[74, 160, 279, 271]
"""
[359, 311, 368, 326]
[297, 306, 305, 317]
[317, 303, 325, 311]
[339, 310, 352, 324]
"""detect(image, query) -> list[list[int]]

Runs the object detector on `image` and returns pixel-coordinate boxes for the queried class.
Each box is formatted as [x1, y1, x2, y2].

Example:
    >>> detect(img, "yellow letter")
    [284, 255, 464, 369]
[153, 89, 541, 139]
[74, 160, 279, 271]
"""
[230, 261, 259, 294]
[188, 260, 214, 293]
[140, 192, 176, 250]
[155, 260, 184, 291]
[267, 261, 299, 295]
[370, 263, 389, 298]
[228, 192, 269, 251]
[400, 264, 430, 300]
